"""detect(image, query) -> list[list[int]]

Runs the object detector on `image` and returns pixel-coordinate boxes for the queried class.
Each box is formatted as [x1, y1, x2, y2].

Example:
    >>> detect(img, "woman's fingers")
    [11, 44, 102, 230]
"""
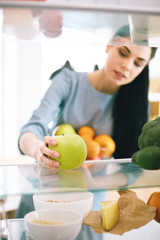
[40, 144, 60, 159]
[43, 136, 60, 159]
[37, 136, 60, 169]
[39, 153, 60, 170]
[43, 136, 57, 146]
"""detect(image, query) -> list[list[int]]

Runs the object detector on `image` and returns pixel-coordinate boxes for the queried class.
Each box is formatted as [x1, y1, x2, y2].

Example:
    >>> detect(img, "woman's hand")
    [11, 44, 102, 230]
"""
[19, 132, 60, 170]
[37, 136, 60, 170]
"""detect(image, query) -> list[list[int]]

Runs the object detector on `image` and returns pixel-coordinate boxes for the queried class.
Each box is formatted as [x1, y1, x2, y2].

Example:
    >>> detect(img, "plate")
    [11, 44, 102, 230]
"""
[84, 158, 131, 165]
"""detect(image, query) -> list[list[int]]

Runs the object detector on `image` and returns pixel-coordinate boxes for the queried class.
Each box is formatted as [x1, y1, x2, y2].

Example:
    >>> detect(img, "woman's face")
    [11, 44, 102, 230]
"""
[104, 39, 151, 88]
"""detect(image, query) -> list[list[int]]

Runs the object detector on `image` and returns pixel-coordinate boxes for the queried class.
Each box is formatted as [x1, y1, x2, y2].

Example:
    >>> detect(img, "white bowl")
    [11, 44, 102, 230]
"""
[25, 209, 83, 240]
[33, 191, 93, 220]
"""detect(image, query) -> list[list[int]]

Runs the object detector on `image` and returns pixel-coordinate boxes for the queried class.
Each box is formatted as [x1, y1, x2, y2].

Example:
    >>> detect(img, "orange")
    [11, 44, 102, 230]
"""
[81, 134, 93, 143]
[94, 134, 116, 158]
[86, 140, 100, 159]
[147, 191, 160, 223]
[78, 126, 95, 138]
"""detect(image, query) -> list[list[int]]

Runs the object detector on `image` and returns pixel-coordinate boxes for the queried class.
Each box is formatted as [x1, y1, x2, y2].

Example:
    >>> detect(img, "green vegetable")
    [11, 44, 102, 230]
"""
[138, 117, 160, 149]
[132, 146, 160, 170]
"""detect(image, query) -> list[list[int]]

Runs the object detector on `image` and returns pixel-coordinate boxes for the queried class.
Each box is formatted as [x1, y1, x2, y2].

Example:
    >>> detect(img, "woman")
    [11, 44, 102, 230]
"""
[18, 25, 157, 169]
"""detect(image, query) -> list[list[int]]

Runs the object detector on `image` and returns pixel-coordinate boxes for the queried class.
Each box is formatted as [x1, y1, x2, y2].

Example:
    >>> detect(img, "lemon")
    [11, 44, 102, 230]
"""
[101, 201, 119, 231]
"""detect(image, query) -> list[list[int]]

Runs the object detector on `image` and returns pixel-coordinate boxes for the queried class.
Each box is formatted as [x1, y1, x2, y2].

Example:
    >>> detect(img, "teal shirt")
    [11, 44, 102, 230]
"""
[20, 68, 116, 140]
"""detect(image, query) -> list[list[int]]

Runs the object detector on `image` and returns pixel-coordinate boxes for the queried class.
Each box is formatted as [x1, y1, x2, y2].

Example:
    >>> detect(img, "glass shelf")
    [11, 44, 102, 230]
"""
[0, 1, 160, 46]
[1, 212, 160, 240]
[0, 159, 160, 197]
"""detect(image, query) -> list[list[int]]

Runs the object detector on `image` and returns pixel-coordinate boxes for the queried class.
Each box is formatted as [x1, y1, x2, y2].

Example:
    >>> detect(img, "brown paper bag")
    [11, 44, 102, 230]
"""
[84, 190, 156, 235]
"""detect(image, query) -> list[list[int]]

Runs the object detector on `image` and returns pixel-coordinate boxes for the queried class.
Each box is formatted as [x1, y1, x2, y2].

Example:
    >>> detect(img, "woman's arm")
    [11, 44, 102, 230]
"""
[18, 70, 71, 169]
[19, 132, 60, 169]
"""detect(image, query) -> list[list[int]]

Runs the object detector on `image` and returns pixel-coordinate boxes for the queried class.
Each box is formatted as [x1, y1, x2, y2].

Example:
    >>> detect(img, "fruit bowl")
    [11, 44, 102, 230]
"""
[33, 191, 93, 220]
[24, 208, 82, 240]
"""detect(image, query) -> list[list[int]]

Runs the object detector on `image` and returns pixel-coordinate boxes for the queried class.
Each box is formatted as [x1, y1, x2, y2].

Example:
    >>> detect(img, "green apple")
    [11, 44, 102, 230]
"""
[58, 168, 87, 189]
[52, 124, 76, 136]
[48, 134, 87, 169]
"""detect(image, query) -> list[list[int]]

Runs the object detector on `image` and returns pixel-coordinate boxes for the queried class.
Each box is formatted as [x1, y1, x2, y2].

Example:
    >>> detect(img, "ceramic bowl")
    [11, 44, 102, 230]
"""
[33, 190, 93, 220]
[24, 208, 83, 240]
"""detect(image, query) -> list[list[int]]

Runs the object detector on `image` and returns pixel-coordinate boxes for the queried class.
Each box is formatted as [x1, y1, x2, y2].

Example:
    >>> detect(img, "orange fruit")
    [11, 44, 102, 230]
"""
[78, 126, 95, 138]
[94, 134, 116, 158]
[86, 140, 100, 159]
[81, 134, 93, 143]
[147, 191, 160, 223]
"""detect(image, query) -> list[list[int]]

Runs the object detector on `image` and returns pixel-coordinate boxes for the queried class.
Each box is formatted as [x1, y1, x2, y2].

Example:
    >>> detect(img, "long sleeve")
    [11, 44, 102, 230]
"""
[19, 69, 71, 141]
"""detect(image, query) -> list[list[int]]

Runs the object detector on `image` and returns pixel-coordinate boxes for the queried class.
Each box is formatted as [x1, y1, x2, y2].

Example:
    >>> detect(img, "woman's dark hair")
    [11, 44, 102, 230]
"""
[112, 25, 157, 158]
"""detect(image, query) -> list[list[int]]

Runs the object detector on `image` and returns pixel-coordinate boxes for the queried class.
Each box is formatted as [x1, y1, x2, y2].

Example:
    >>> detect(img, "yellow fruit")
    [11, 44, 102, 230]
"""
[48, 134, 87, 169]
[53, 124, 76, 135]
[101, 201, 119, 231]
